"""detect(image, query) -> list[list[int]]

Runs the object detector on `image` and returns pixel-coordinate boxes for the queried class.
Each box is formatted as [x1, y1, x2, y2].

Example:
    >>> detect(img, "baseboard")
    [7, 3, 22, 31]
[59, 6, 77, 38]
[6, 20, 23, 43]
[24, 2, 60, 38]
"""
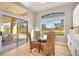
[56, 42, 67, 45]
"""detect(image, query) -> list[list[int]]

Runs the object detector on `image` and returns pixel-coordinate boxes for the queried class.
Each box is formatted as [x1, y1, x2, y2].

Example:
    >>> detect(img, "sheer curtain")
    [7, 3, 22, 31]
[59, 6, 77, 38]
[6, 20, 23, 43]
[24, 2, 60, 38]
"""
[30, 29, 34, 41]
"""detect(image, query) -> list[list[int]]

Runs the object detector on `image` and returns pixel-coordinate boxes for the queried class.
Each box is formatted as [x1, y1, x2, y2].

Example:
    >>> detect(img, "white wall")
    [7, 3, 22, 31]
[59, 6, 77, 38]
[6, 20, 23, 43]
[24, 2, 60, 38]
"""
[27, 10, 35, 40]
[35, 3, 77, 43]
[27, 10, 35, 32]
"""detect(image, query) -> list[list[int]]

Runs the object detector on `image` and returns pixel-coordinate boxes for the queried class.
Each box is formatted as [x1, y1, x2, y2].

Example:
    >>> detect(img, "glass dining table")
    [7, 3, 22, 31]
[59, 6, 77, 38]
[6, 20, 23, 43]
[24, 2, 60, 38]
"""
[37, 35, 47, 53]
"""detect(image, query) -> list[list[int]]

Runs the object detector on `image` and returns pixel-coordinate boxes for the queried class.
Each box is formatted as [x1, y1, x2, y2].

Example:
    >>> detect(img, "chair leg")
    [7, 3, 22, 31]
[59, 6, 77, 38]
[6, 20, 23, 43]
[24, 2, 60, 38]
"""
[30, 49, 32, 53]
[38, 47, 40, 53]
[53, 51, 55, 56]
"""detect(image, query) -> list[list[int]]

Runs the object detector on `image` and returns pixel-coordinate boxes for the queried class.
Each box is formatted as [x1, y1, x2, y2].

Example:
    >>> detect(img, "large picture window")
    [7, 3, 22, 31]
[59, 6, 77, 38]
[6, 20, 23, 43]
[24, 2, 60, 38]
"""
[41, 12, 64, 43]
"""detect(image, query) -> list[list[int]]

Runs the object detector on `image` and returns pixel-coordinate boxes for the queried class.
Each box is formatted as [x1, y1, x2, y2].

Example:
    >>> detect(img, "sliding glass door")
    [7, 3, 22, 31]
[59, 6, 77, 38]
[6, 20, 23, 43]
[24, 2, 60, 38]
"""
[0, 15, 28, 52]
[17, 19, 28, 46]
[0, 15, 17, 51]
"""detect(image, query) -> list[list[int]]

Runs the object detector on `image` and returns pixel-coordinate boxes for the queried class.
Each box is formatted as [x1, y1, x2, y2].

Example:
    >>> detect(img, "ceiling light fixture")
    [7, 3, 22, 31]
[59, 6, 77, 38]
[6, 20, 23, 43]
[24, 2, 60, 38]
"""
[40, 2, 45, 4]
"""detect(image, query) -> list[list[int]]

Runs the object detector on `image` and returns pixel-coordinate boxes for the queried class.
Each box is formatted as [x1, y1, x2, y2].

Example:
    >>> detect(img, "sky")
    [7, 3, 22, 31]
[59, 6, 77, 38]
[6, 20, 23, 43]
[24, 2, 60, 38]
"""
[41, 19, 63, 28]
[41, 12, 64, 28]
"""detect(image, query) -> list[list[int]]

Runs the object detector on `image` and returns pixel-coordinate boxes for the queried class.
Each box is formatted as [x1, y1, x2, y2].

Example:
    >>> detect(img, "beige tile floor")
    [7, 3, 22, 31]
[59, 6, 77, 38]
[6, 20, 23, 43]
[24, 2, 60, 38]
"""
[0, 43, 71, 56]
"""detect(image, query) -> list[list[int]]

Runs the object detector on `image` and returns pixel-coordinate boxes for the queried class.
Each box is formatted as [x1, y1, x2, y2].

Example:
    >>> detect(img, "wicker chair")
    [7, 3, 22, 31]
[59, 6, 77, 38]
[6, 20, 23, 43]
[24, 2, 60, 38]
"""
[28, 33, 41, 53]
[41, 31, 56, 55]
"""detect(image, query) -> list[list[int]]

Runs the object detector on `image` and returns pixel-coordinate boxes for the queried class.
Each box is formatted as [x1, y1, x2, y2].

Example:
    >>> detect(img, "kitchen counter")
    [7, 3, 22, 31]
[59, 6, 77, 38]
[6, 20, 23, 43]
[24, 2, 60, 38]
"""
[67, 33, 79, 55]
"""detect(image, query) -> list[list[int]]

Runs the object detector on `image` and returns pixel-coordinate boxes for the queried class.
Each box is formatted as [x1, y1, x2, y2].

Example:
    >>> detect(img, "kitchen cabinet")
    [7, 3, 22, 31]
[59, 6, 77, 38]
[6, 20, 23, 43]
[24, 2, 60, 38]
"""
[67, 33, 79, 56]
[73, 4, 79, 26]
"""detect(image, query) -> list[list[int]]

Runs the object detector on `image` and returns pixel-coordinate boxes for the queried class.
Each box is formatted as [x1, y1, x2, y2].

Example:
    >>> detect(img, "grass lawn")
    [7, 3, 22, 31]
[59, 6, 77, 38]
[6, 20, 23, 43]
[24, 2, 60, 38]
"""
[42, 30, 64, 36]
[42, 29, 64, 43]
[19, 32, 27, 35]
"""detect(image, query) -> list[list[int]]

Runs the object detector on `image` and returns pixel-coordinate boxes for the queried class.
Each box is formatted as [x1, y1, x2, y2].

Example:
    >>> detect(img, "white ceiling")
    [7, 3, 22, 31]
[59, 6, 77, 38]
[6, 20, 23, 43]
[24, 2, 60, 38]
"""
[21, 2, 73, 12]
[0, 2, 27, 15]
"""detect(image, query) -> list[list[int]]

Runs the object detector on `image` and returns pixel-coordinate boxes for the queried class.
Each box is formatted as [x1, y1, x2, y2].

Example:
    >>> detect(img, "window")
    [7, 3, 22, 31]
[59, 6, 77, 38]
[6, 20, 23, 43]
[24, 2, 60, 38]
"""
[41, 12, 65, 43]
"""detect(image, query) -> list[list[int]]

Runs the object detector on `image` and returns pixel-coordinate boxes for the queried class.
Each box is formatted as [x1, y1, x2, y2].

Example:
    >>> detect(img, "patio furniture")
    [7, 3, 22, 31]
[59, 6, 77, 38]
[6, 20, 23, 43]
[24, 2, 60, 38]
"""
[28, 32, 41, 53]
[2, 32, 12, 43]
[40, 31, 56, 55]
